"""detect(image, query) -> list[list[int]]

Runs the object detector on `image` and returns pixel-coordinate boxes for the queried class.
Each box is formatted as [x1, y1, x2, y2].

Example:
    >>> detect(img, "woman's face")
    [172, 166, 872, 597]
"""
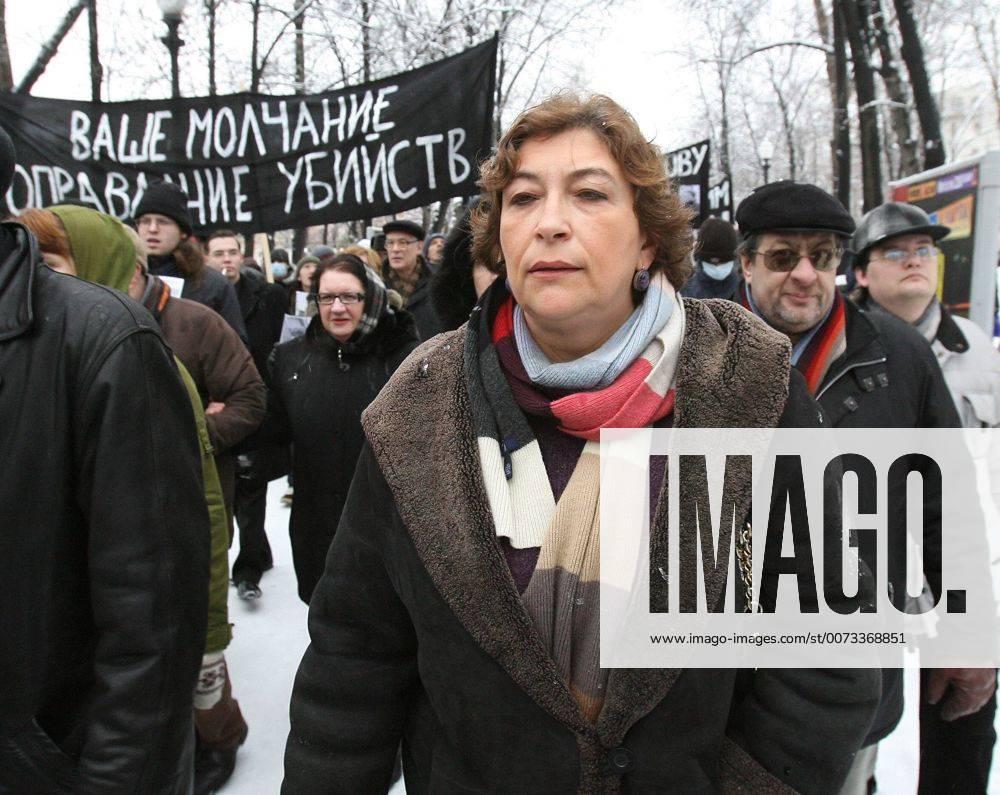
[499, 128, 652, 341]
[317, 269, 366, 343]
[299, 261, 317, 290]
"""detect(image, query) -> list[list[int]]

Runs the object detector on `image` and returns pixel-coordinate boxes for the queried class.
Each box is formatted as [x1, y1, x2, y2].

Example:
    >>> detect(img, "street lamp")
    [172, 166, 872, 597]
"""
[758, 139, 775, 185]
[158, 0, 188, 98]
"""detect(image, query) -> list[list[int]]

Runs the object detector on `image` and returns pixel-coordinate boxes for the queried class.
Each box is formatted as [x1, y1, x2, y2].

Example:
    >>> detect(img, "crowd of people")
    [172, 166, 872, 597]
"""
[1, 89, 998, 795]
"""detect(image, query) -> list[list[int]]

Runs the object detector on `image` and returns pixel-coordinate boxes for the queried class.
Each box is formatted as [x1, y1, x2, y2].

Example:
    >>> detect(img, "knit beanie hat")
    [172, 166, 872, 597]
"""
[49, 205, 137, 294]
[695, 217, 738, 263]
[0, 126, 15, 197]
[133, 180, 193, 234]
[423, 232, 446, 260]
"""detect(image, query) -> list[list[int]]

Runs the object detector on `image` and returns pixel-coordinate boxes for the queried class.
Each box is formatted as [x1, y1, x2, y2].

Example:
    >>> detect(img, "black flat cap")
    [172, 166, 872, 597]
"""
[736, 180, 855, 239]
[383, 219, 425, 240]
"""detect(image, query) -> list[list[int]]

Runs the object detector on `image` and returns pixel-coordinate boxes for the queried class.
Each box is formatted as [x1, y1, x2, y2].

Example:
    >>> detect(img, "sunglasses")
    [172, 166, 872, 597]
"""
[750, 247, 842, 273]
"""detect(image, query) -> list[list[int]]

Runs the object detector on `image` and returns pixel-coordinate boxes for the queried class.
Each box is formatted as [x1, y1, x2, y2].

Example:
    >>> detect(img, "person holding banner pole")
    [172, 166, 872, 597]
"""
[283, 93, 878, 794]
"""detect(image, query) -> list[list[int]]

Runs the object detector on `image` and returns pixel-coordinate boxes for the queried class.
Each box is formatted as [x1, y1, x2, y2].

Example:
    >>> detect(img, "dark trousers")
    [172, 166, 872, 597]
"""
[231, 473, 273, 585]
[918, 669, 997, 794]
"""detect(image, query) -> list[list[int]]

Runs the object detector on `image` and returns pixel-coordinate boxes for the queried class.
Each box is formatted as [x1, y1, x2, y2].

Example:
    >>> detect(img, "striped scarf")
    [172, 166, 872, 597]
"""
[465, 277, 683, 723]
[741, 283, 847, 395]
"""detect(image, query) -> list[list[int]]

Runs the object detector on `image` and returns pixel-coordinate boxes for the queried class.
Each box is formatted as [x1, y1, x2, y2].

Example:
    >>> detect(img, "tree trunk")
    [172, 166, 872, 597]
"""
[769, 72, 797, 181]
[840, 0, 883, 211]
[292, 228, 308, 261]
[15, 0, 87, 94]
[871, 0, 920, 176]
[250, 0, 261, 92]
[87, 0, 101, 101]
[206, 0, 216, 95]
[360, 0, 371, 82]
[892, 0, 944, 168]
[0, 0, 14, 90]
[812, 0, 840, 187]
[832, 2, 852, 208]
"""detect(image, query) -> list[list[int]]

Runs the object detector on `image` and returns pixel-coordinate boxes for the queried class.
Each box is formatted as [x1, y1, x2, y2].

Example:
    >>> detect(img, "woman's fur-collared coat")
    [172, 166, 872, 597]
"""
[282, 299, 880, 794]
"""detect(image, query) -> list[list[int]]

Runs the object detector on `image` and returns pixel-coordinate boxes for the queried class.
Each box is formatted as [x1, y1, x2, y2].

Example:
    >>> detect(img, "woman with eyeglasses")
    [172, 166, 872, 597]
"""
[262, 253, 418, 603]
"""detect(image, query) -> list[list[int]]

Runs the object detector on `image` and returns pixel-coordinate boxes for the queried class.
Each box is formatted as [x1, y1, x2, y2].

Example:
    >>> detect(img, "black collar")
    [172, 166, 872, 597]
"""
[0, 223, 40, 343]
[934, 302, 970, 353]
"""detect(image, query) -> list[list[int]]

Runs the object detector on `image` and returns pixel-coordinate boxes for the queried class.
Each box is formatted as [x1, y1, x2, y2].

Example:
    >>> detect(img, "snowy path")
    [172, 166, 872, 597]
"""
[222, 479, 999, 794]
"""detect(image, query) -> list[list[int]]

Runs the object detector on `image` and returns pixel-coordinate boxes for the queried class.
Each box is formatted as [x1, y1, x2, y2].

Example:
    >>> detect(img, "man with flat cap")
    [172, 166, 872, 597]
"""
[735, 180, 993, 794]
[381, 218, 443, 340]
[852, 201, 999, 792]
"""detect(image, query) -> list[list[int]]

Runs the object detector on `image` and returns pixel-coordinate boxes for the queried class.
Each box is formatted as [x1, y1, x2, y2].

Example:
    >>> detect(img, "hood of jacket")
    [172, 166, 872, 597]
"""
[360, 298, 791, 748]
[0, 223, 36, 342]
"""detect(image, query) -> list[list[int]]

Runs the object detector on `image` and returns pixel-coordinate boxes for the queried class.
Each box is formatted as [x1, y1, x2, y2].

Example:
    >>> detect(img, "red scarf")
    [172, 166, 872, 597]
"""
[491, 295, 676, 440]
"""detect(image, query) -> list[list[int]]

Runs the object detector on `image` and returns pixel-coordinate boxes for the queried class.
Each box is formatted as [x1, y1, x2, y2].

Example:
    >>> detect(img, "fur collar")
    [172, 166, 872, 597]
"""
[362, 298, 791, 754]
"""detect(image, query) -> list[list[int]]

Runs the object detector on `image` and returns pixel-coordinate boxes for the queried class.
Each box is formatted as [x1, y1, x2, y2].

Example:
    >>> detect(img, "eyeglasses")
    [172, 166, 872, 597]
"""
[873, 245, 938, 265]
[751, 247, 842, 273]
[385, 238, 419, 250]
[314, 292, 365, 306]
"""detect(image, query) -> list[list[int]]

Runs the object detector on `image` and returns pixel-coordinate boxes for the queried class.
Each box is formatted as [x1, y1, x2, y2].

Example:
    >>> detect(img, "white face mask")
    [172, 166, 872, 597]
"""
[702, 260, 735, 281]
[271, 262, 289, 279]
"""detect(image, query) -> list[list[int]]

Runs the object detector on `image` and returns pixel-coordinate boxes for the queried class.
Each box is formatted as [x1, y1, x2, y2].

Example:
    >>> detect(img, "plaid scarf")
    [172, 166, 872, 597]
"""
[349, 265, 391, 349]
[465, 277, 683, 724]
[741, 283, 847, 395]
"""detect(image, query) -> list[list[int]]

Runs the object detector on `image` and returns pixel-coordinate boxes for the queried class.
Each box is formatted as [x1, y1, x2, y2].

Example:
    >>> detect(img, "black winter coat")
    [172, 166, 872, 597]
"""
[813, 298, 961, 746]
[149, 252, 248, 342]
[235, 267, 288, 376]
[284, 300, 880, 794]
[0, 225, 210, 793]
[264, 310, 420, 603]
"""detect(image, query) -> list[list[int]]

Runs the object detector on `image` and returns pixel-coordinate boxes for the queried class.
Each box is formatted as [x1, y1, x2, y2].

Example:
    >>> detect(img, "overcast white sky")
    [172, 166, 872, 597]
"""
[5, 0, 704, 150]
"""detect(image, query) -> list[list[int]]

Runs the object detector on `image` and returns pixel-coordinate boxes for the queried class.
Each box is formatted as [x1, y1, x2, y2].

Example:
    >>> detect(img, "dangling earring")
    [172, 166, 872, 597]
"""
[632, 268, 650, 292]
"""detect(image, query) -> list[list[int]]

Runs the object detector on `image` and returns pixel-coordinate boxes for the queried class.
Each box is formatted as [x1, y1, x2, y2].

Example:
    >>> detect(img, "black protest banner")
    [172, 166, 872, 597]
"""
[708, 178, 732, 223]
[665, 139, 710, 226]
[0, 37, 497, 235]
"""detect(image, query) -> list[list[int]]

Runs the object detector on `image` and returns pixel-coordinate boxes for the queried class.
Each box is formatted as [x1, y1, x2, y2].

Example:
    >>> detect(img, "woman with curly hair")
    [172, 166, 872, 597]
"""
[283, 93, 877, 794]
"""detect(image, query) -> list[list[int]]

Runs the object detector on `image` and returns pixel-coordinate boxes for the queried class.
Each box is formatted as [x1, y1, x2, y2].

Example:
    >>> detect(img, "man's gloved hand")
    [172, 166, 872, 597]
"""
[925, 668, 997, 721]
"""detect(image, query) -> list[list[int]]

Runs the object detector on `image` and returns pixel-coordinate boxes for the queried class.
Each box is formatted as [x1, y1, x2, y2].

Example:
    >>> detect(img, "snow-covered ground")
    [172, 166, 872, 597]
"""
[223, 478, 1000, 794]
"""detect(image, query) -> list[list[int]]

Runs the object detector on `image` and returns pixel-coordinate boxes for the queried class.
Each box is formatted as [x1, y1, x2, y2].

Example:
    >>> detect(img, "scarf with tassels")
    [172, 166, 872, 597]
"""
[741, 283, 847, 395]
[464, 274, 684, 724]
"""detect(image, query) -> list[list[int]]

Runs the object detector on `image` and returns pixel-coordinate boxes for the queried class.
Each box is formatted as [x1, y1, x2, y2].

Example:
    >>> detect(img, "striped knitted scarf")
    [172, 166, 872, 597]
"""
[464, 276, 684, 722]
[741, 283, 847, 395]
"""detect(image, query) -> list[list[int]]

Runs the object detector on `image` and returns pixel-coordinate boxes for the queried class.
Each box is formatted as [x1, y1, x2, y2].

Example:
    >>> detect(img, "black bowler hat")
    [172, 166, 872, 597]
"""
[133, 180, 193, 235]
[736, 180, 855, 239]
[382, 219, 425, 241]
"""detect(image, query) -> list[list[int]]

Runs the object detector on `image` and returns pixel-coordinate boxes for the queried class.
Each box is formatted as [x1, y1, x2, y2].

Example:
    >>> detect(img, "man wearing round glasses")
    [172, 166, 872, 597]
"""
[852, 202, 1000, 432]
[737, 181, 968, 795]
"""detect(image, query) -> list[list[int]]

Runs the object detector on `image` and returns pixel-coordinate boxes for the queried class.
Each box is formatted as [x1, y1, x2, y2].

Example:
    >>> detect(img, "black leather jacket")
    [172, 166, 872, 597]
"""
[0, 224, 210, 793]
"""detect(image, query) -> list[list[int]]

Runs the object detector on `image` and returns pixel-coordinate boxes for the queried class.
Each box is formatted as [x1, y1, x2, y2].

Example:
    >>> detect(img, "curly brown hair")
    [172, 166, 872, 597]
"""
[471, 93, 694, 289]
